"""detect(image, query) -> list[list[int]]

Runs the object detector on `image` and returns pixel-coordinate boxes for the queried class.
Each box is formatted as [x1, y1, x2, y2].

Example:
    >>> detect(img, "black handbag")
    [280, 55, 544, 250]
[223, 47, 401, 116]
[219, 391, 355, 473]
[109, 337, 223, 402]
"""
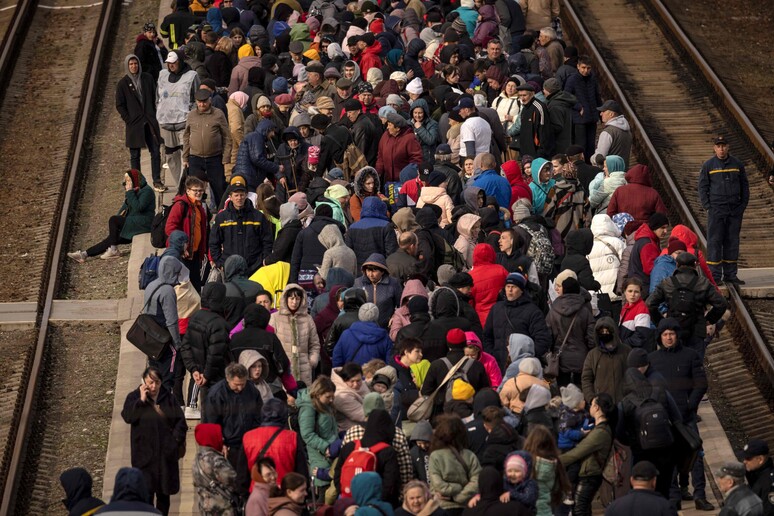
[673, 420, 703, 474]
[127, 285, 172, 360]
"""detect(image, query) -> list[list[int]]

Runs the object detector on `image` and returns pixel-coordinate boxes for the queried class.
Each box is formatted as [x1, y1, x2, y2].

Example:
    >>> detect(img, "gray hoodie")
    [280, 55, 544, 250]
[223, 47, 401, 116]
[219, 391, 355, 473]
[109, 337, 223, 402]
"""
[143, 256, 182, 346]
[499, 334, 540, 392]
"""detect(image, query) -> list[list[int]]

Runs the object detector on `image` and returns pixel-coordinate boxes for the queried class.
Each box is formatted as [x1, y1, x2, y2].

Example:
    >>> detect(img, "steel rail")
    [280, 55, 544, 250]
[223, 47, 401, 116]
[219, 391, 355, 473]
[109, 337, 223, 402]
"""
[559, 0, 774, 389]
[0, 0, 119, 511]
[0, 0, 37, 105]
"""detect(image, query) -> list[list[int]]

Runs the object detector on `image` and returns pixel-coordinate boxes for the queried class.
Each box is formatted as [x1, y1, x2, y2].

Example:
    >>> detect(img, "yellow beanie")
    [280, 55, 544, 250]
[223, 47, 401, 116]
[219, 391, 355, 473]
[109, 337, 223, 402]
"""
[303, 48, 320, 61]
[238, 44, 255, 59]
[451, 379, 475, 401]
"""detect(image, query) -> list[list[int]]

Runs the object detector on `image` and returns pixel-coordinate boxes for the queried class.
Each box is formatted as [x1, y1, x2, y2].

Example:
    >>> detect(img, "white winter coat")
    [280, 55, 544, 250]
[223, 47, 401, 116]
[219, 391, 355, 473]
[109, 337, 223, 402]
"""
[588, 214, 626, 302]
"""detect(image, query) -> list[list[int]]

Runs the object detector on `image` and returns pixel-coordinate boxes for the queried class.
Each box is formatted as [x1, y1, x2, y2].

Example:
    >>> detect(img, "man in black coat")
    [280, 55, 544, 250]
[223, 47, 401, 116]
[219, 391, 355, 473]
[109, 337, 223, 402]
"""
[60, 468, 105, 516]
[743, 439, 774, 516]
[340, 98, 382, 166]
[421, 328, 491, 415]
[133, 23, 166, 83]
[116, 54, 161, 187]
[648, 318, 712, 511]
[604, 461, 678, 516]
[431, 273, 483, 338]
[204, 363, 263, 495]
[483, 272, 552, 370]
[289, 203, 347, 283]
[517, 84, 553, 159]
[179, 282, 230, 418]
[395, 296, 450, 363]
[313, 114, 353, 175]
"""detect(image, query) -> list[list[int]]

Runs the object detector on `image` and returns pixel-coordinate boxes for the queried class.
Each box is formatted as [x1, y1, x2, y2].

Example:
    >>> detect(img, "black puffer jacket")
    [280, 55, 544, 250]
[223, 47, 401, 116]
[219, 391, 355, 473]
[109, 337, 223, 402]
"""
[545, 292, 596, 375]
[560, 229, 601, 291]
[223, 255, 262, 329]
[229, 303, 290, 383]
[324, 288, 366, 354]
[290, 215, 346, 282]
[203, 379, 263, 446]
[180, 283, 230, 384]
[483, 294, 553, 369]
[431, 286, 483, 338]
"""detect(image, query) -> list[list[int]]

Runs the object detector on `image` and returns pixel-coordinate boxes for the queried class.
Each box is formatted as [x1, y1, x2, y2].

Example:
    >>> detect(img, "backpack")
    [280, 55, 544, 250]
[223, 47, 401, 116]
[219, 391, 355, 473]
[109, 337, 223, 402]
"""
[668, 275, 699, 334]
[335, 143, 368, 182]
[138, 253, 161, 290]
[150, 200, 187, 249]
[441, 357, 475, 402]
[519, 223, 555, 275]
[340, 440, 390, 497]
[634, 398, 674, 450]
[427, 231, 466, 273]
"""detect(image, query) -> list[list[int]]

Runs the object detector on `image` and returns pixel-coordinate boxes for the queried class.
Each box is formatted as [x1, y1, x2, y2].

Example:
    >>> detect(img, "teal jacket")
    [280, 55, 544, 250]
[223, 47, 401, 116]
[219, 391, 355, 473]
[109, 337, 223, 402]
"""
[296, 388, 338, 486]
[118, 174, 155, 240]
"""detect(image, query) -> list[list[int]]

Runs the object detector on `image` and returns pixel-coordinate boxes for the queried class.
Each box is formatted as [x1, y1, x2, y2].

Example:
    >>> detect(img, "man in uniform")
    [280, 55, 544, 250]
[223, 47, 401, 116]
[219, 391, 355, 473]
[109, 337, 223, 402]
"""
[743, 439, 774, 516]
[698, 135, 749, 286]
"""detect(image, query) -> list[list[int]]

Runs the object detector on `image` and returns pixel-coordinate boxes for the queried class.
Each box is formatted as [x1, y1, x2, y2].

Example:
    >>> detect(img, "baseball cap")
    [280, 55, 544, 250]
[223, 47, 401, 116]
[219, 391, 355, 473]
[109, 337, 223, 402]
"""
[631, 461, 659, 481]
[597, 99, 622, 113]
[713, 135, 729, 145]
[165, 51, 179, 63]
[453, 97, 475, 111]
[742, 439, 770, 460]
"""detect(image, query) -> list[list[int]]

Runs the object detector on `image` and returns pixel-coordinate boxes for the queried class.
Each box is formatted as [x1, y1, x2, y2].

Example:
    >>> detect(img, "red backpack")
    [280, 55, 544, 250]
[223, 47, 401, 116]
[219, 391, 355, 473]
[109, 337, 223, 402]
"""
[339, 440, 389, 497]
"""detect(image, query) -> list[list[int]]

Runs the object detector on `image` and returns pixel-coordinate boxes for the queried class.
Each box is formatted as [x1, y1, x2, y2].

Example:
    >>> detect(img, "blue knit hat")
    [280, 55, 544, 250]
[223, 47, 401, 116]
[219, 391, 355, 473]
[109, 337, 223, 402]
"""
[272, 76, 289, 95]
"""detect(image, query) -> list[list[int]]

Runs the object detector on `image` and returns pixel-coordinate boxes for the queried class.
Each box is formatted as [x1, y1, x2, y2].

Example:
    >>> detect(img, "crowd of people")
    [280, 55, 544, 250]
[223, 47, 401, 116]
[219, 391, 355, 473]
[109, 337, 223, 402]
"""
[59, 0, 765, 514]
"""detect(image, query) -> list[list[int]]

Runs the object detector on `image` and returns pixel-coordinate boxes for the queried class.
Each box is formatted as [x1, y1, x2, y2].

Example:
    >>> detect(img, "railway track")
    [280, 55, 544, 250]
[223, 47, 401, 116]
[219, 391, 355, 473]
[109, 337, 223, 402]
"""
[561, 0, 774, 442]
[0, 0, 119, 512]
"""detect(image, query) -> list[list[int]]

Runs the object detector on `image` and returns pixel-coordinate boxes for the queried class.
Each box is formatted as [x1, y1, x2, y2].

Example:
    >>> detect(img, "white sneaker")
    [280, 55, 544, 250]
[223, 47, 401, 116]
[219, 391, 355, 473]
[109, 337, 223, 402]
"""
[185, 406, 201, 420]
[67, 250, 87, 263]
[100, 247, 121, 260]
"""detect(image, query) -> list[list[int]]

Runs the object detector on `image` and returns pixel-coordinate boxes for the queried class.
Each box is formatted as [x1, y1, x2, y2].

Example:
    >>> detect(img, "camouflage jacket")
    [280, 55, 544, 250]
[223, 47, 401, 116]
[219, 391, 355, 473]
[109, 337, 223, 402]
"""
[192, 447, 238, 515]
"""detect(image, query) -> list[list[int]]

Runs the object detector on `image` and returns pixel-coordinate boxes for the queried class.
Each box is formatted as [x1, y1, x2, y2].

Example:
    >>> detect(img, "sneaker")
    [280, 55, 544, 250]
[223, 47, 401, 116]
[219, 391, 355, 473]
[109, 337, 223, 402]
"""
[153, 181, 167, 192]
[184, 406, 201, 420]
[681, 487, 692, 501]
[67, 250, 87, 263]
[100, 247, 121, 260]
[695, 499, 715, 511]
[725, 277, 746, 286]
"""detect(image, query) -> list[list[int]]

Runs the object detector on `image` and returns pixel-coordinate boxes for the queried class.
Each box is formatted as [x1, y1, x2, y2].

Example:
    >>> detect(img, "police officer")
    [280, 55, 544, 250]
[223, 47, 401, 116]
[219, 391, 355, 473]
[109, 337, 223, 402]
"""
[743, 439, 774, 516]
[697, 135, 749, 286]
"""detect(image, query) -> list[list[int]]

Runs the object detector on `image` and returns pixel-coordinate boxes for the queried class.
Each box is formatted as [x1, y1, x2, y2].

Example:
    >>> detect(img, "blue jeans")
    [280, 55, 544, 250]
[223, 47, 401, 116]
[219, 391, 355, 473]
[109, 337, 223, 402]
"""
[129, 124, 161, 183]
[189, 154, 226, 205]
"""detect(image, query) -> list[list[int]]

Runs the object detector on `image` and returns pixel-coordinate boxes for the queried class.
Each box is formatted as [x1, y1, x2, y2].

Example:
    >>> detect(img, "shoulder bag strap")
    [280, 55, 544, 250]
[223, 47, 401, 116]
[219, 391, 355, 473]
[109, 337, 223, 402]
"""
[449, 447, 470, 477]
[594, 237, 620, 262]
[512, 376, 521, 395]
[142, 284, 166, 313]
[557, 313, 578, 357]
[430, 357, 469, 398]
[257, 427, 284, 460]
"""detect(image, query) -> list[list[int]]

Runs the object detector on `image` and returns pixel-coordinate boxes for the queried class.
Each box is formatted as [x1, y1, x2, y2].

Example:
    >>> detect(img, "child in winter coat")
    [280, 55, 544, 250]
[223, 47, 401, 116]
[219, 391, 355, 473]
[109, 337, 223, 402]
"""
[501, 451, 539, 509]
[589, 155, 627, 213]
[454, 213, 482, 269]
[557, 384, 591, 486]
[464, 332, 502, 389]
[409, 421, 432, 483]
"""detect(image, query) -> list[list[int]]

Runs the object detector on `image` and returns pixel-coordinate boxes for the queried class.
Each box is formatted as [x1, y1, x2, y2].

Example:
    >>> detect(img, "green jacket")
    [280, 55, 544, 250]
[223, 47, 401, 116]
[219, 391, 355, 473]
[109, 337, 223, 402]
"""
[118, 175, 155, 240]
[428, 448, 481, 510]
[559, 421, 612, 478]
[296, 388, 337, 487]
[534, 456, 557, 516]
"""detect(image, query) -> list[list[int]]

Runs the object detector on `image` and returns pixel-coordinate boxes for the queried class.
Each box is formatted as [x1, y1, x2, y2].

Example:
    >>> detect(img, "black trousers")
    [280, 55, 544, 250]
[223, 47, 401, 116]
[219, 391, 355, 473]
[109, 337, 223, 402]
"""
[573, 475, 603, 516]
[86, 215, 131, 256]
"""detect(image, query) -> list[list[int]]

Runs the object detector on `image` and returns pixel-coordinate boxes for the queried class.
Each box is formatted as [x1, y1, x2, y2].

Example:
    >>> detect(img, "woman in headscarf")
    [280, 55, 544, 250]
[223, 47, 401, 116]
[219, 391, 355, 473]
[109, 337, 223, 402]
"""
[589, 155, 627, 214]
[383, 49, 406, 79]
[225, 91, 249, 179]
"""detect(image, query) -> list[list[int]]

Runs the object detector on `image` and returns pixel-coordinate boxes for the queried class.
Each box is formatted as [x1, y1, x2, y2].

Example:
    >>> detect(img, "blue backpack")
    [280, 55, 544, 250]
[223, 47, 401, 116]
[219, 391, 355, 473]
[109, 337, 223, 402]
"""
[138, 253, 161, 290]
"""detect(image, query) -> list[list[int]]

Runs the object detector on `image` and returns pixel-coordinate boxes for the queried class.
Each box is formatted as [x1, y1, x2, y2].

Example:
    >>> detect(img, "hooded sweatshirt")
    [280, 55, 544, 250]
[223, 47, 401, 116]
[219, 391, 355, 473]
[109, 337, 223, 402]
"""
[143, 256, 182, 346]
[99, 467, 160, 513]
[469, 243, 509, 326]
[60, 468, 104, 516]
[454, 213, 481, 269]
[528, 158, 556, 214]
[318, 224, 358, 280]
[581, 317, 631, 403]
[499, 334, 540, 391]
[238, 349, 274, 401]
[560, 229, 601, 291]
[389, 278, 429, 341]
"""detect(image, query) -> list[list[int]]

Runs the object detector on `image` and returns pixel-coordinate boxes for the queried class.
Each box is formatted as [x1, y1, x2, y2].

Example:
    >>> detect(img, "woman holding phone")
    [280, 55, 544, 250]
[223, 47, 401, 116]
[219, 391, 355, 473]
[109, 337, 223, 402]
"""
[121, 367, 188, 515]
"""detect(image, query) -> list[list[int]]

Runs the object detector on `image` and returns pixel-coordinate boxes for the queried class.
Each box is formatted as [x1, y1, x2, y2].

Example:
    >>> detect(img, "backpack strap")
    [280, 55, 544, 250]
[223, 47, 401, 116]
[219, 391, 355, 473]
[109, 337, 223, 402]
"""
[367, 442, 390, 454]
[257, 427, 284, 461]
[556, 313, 578, 356]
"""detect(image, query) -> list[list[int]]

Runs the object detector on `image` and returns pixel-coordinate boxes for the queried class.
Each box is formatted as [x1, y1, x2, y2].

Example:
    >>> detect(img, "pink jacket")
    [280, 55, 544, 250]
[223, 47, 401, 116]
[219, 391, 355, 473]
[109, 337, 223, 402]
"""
[465, 331, 502, 388]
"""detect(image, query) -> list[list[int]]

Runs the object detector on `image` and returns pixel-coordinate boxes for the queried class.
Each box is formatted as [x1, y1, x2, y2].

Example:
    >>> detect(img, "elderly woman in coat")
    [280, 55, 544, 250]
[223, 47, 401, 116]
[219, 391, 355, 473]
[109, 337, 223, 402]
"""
[121, 366, 187, 515]
[269, 284, 320, 386]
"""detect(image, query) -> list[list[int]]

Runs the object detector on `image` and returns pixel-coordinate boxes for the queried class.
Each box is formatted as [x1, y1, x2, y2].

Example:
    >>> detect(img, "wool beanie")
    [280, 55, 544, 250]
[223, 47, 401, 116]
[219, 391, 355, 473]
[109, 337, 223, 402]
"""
[676, 252, 697, 267]
[647, 212, 669, 231]
[371, 374, 391, 390]
[358, 302, 379, 322]
[667, 237, 687, 255]
[408, 296, 429, 315]
[562, 277, 581, 294]
[447, 328, 466, 347]
[448, 272, 473, 288]
[451, 379, 475, 401]
[505, 272, 527, 289]
[518, 357, 542, 376]
[505, 454, 528, 474]
[627, 348, 650, 368]
[363, 392, 386, 417]
[437, 264, 456, 286]
[560, 384, 584, 410]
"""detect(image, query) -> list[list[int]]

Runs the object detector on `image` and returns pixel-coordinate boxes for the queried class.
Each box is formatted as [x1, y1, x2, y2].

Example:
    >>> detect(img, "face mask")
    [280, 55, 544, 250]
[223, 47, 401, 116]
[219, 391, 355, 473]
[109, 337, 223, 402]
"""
[598, 333, 614, 344]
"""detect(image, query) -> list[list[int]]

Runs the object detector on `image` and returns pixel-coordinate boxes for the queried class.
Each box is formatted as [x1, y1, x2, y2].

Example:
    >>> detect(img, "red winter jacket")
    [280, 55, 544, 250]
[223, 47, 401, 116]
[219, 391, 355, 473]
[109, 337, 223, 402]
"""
[242, 426, 304, 489]
[357, 42, 383, 79]
[165, 193, 208, 259]
[502, 160, 532, 216]
[629, 223, 660, 289]
[375, 126, 423, 183]
[607, 164, 667, 224]
[469, 244, 509, 327]
[659, 224, 718, 289]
